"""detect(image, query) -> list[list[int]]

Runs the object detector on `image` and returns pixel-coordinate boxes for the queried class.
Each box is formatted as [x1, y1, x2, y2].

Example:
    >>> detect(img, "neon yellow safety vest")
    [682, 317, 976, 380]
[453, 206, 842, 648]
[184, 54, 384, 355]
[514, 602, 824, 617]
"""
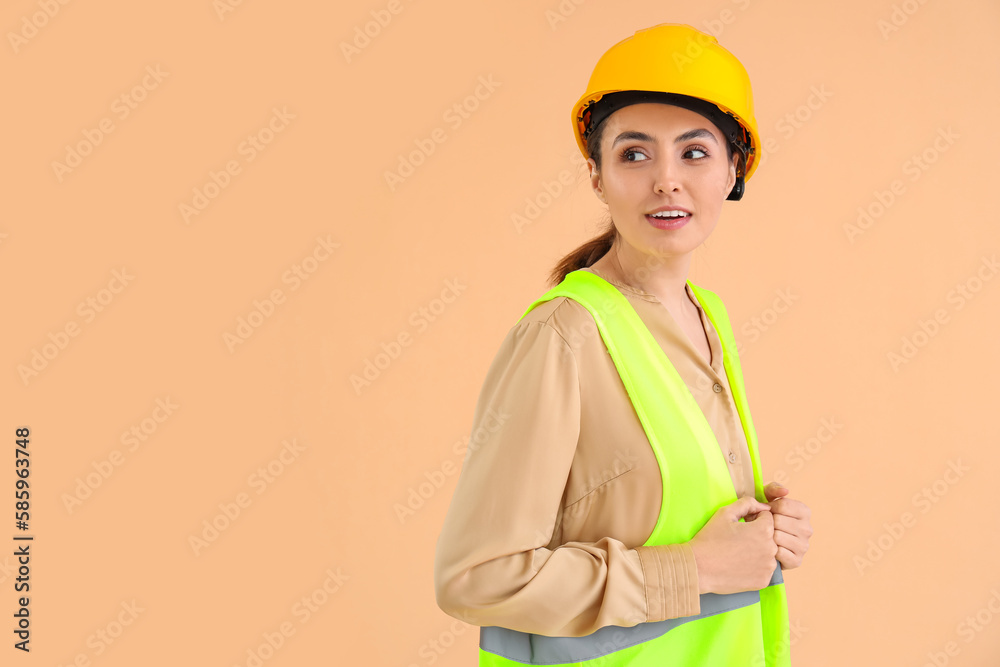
[479, 269, 791, 666]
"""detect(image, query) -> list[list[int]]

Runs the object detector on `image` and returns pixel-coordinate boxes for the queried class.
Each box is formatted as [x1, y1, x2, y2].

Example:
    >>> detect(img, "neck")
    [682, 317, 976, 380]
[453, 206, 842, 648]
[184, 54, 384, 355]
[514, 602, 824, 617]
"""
[595, 239, 694, 312]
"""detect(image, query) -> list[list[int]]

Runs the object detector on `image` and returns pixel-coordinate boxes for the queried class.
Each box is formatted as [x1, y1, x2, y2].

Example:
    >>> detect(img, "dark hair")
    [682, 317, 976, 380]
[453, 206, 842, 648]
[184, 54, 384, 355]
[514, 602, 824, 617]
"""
[547, 108, 736, 287]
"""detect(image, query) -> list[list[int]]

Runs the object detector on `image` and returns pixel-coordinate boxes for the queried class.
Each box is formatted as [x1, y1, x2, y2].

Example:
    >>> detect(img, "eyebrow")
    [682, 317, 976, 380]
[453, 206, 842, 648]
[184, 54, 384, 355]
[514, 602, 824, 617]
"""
[610, 128, 719, 150]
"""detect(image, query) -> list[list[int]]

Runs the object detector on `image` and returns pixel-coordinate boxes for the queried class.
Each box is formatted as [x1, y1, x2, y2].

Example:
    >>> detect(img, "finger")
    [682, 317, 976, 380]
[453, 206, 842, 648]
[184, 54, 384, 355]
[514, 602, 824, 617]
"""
[732, 496, 772, 520]
[749, 509, 774, 534]
[763, 481, 789, 502]
[775, 545, 801, 569]
[772, 513, 812, 539]
[769, 497, 811, 520]
[773, 527, 808, 555]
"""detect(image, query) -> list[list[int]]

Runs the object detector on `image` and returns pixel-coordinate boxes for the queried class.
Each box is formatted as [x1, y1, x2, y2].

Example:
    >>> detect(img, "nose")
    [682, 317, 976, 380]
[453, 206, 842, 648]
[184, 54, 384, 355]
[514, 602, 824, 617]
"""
[654, 154, 683, 194]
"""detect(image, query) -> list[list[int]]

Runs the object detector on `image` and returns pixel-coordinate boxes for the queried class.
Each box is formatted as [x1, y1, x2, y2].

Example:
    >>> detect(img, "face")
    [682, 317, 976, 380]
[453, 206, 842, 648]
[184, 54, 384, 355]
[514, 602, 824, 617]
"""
[587, 103, 738, 263]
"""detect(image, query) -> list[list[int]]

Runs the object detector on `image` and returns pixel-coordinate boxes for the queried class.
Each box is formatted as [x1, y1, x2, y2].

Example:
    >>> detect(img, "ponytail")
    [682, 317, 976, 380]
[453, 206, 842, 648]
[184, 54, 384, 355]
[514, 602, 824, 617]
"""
[547, 119, 618, 287]
[547, 220, 617, 287]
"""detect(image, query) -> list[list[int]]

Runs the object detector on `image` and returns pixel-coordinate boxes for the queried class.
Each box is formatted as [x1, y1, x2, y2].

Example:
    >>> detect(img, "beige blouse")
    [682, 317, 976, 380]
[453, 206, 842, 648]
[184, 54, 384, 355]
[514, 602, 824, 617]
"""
[433, 265, 757, 637]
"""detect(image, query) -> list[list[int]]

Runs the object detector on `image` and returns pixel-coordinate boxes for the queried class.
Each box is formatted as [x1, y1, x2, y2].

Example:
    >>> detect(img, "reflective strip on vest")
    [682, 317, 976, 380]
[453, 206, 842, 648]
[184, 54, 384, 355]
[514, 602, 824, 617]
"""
[480, 564, 784, 665]
[479, 269, 791, 666]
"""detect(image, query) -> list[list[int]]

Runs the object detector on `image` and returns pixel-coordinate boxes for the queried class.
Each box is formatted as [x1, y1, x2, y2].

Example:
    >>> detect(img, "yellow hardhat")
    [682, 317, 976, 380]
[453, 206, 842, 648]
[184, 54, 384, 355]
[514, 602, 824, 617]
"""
[571, 23, 761, 201]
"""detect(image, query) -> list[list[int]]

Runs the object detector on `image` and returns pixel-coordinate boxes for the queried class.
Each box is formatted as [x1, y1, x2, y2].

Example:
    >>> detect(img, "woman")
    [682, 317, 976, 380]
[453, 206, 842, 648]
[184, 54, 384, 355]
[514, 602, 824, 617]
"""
[434, 23, 812, 666]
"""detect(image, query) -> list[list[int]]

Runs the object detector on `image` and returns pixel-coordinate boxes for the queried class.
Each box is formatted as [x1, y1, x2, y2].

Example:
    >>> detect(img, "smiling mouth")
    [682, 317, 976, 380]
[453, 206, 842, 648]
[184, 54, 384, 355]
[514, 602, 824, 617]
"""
[646, 211, 691, 220]
[645, 212, 691, 226]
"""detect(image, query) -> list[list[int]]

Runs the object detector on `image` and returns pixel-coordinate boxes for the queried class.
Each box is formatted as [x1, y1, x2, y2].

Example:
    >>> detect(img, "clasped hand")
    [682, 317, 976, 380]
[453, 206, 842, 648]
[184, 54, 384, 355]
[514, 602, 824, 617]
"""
[749, 481, 813, 570]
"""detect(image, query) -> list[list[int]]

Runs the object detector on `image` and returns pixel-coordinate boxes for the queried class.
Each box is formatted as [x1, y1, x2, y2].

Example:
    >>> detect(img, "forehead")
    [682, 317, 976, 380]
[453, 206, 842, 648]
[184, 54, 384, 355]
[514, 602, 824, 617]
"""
[604, 103, 722, 138]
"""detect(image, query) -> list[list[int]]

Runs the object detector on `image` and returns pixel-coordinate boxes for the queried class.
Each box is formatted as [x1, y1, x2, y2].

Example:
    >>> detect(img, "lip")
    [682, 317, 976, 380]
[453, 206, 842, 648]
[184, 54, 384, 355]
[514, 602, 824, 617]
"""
[646, 205, 691, 215]
[645, 205, 692, 230]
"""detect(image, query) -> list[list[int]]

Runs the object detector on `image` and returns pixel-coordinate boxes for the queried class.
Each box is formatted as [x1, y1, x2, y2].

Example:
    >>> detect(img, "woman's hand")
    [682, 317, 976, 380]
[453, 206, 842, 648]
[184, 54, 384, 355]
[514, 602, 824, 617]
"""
[688, 496, 779, 595]
[759, 481, 812, 570]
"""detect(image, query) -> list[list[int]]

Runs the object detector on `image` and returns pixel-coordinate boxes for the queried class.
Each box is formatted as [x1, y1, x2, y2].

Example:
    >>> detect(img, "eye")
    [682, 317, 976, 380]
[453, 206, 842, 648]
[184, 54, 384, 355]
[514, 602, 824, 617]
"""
[619, 147, 649, 162]
[685, 146, 709, 159]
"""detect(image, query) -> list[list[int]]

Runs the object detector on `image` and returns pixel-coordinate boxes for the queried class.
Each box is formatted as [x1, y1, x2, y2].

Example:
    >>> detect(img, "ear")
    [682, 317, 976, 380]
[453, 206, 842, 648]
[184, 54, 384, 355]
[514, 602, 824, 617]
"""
[588, 158, 606, 204]
[724, 152, 739, 197]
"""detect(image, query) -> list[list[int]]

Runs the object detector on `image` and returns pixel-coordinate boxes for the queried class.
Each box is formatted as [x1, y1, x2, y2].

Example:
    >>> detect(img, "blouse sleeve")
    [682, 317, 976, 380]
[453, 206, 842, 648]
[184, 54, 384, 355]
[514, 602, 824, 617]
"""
[433, 317, 702, 637]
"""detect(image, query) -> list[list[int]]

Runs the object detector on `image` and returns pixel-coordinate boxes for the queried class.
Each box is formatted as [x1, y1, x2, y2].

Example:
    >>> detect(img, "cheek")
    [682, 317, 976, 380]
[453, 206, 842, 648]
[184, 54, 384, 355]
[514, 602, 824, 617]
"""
[604, 174, 644, 203]
[705, 168, 733, 198]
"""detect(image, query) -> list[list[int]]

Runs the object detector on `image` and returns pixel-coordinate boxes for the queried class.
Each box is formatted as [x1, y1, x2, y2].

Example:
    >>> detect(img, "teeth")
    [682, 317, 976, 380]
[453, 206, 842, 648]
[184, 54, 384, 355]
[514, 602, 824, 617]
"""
[650, 210, 689, 218]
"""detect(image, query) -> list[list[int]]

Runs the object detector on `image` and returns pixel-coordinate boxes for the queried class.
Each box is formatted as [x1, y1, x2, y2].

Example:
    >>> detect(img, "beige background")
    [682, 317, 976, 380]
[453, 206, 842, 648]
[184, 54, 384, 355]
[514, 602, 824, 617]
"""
[3, 0, 999, 665]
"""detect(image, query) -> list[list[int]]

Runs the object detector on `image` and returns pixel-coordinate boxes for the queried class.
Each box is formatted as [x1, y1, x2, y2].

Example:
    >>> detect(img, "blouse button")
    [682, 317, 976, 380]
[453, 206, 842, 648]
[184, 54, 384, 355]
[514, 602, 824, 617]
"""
[728, 451, 737, 463]
[713, 382, 723, 393]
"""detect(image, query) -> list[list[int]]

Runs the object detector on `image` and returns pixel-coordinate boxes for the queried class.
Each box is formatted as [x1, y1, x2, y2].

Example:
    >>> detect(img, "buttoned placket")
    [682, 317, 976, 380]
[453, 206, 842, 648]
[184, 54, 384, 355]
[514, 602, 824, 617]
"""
[581, 266, 751, 494]
[686, 287, 747, 487]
